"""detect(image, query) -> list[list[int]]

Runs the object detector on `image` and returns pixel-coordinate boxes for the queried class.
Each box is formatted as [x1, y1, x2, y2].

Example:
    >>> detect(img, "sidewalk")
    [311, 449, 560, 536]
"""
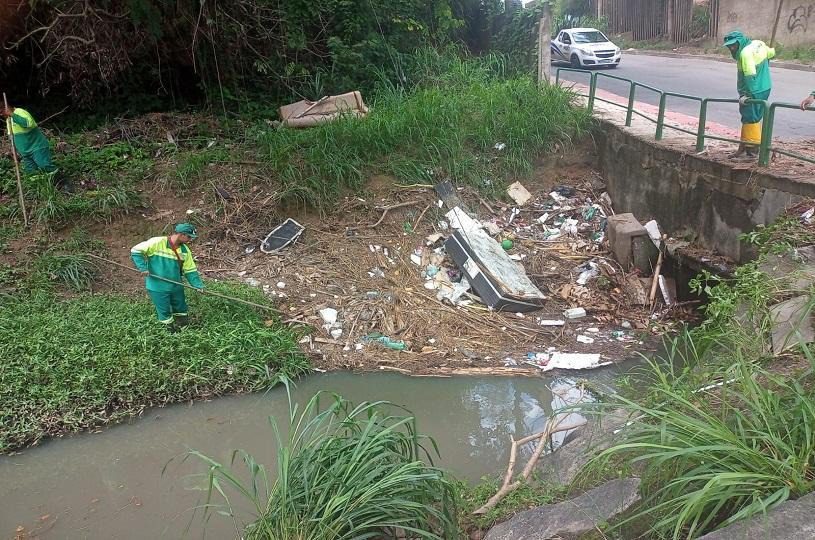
[561, 80, 815, 179]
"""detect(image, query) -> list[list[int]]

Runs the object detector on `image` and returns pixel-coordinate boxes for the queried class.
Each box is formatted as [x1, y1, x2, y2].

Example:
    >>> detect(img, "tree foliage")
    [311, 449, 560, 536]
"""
[1, 0, 463, 107]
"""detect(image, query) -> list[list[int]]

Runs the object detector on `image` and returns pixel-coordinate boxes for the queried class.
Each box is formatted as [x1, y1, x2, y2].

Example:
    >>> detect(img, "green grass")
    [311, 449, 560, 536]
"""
[456, 477, 558, 531]
[191, 386, 459, 539]
[0, 141, 147, 225]
[246, 59, 591, 208]
[0, 284, 308, 452]
[582, 344, 815, 539]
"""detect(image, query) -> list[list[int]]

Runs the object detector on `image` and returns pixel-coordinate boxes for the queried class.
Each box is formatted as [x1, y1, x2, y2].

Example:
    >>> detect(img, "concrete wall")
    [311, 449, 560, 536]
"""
[717, 0, 815, 48]
[595, 119, 815, 262]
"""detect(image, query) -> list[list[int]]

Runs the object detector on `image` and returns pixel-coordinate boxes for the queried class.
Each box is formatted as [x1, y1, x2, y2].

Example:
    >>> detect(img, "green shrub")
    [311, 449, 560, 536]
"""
[191, 385, 459, 539]
[582, 343, 815, 538]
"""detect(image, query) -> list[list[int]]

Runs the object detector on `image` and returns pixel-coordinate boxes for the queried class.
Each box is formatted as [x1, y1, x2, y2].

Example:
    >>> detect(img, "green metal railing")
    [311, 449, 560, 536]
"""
[556, 67, 807, 168]
[759, 103, 815, 166]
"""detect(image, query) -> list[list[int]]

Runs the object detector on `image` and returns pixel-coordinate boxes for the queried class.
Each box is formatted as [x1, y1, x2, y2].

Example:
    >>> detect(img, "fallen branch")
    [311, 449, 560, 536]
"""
[347, 201, 419, 232]
[412, 203, 431, 230]
[473, 417, 587, 514]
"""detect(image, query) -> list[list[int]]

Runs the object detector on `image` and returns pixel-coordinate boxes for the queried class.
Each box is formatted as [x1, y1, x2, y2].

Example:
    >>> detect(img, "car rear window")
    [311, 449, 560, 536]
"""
[572, 31, 609, 44]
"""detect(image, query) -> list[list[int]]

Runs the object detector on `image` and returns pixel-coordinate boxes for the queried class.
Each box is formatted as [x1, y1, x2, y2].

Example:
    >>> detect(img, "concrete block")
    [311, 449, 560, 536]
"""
[759, 245, 815, 294]
[485, 478, 641, 540]
[769, 295, 815, 355]
[632, 235, 660, 275]
[608, 213, 656, 273]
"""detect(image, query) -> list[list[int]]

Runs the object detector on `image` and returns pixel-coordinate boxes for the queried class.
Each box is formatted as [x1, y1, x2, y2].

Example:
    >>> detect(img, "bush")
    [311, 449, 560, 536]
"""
[582, 343, 815, 538]
[191, 386, 459, 539]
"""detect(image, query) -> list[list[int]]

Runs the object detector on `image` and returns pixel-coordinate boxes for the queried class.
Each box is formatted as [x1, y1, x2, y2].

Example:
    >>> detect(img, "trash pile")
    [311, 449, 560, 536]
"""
[205, 171, 694, 376]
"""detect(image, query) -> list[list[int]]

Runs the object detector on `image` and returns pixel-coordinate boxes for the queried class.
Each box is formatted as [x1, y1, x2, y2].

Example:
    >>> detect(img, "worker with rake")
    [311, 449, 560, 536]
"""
[2, 104, 59, 176]
[131, 223, 204, 332]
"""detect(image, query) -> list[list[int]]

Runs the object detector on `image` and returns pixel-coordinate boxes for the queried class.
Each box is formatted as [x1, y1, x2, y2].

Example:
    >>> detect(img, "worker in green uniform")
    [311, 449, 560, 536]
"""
[1, 105, 58, 174]
[724, 31, 775, 159]
[130, 223, 204, 332]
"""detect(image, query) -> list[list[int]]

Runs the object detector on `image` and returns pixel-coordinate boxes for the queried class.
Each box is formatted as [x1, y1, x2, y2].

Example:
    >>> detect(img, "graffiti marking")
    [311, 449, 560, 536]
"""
[788, 5, 815, 33]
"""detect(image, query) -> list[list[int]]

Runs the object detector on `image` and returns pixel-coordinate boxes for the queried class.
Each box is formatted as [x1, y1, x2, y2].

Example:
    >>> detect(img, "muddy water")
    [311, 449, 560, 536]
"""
[1, 370, 627, 539]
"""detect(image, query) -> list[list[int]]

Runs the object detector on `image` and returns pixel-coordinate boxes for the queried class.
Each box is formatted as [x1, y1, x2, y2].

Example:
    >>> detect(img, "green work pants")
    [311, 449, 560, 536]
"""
[147, 287, 188, 324]
[739, 89, 771, 124]
[20, 146, 57, 174]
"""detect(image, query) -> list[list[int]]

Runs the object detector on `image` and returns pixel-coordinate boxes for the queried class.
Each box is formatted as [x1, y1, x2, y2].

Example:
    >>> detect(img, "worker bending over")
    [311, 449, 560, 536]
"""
[2, 105, 58, 175]
[131, 223, 204, 332]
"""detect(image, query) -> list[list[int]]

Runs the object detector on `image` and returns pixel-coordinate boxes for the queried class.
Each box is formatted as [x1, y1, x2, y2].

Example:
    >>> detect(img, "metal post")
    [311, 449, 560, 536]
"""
[538, 1, 552, 85]
[626, 82, 636, 126]
[656, 93, 667, 140]
[588, 73, 597, 113]
[696, 100, 709, 152]
[759, 103, 775, 166]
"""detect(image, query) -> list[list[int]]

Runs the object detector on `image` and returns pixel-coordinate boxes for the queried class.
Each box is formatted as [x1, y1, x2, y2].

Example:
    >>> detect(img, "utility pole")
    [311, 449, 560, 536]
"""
[538, 1, 552, 85]
[770, 0, 785, 47]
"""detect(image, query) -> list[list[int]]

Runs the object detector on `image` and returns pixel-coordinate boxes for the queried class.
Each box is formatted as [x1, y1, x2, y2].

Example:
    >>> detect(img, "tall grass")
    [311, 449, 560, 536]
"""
[248, 51, 591, 208]
[582, 341, 815, 538]
[192, 385, 459, 539]
[0, 284, 307, 452]
[580, 216, 815, 538]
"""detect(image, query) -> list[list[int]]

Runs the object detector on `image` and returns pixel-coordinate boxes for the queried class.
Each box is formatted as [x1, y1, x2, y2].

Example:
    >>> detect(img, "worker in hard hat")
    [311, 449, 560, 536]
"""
[130, 223, 204, 332]
[1, 105, 58, 175]
[724, 31, 775, 159]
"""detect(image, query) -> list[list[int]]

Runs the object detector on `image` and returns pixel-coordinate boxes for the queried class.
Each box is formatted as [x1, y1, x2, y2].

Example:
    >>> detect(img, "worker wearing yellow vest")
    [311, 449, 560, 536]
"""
[130, 223, 204, 332]
[724, 31, 775, 159]
[1, 105, 57, 174]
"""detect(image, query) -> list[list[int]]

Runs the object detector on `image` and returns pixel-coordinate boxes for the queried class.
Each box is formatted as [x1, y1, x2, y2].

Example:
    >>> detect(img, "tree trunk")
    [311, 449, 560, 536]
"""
[538, 2, 552, 85]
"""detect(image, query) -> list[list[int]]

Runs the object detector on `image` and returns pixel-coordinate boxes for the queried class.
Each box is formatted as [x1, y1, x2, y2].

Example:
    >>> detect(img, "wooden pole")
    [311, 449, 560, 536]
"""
[538, 1, 552, 85]
[770, 0, 785, 47]
[3, 93, 28, 227]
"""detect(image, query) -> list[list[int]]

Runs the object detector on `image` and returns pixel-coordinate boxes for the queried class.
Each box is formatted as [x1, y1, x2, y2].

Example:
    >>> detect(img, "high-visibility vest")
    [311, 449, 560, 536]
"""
[6, 108, 38, 135]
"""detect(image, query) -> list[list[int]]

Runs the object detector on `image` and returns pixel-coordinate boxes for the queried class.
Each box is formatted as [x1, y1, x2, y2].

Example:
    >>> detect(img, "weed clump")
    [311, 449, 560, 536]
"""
[192, 387, 458, 539]
[248, 51, 591, 208]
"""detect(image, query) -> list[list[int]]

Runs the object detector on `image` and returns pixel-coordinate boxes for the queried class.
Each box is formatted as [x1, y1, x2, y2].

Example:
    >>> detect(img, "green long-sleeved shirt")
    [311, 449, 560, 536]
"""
[130, 236, 204, 292]
[727, 32, 775, 98]
[6, 108, 49, 154]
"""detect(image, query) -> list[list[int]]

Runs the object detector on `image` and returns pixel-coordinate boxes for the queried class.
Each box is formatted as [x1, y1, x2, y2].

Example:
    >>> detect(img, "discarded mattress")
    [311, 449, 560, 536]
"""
[279, 91, 369, 128]
[261, 218, 305, 254]
[444, 215, 546, 312]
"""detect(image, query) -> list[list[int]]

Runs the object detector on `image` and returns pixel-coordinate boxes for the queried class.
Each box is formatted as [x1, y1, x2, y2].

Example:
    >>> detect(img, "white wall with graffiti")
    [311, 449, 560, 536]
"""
[717, 0, 815, 48]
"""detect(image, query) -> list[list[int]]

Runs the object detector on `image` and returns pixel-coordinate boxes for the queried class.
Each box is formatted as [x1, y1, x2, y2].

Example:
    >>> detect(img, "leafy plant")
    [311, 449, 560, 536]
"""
[581, 345, 815, 539]
[191, 384, 459, 539]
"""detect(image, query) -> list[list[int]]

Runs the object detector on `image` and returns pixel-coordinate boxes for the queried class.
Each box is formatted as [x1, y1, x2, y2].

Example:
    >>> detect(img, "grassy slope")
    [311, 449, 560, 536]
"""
[0, 284, 307, 452]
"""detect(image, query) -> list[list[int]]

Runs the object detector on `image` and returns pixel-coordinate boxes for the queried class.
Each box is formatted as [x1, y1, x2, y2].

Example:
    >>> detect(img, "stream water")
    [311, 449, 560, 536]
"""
[1, 368, 634, 539]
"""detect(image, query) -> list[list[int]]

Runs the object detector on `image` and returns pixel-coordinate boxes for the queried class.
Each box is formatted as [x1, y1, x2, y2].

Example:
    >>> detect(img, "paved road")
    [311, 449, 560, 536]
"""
[554, 54, 815, 139]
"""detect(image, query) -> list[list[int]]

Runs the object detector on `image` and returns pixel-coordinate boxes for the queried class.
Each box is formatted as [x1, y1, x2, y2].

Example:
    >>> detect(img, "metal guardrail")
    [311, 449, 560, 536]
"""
[556, 68, 807, 168]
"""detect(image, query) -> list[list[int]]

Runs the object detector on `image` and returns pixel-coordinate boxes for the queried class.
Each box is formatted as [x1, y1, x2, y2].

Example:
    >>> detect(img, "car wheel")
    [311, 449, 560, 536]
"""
[570, 54, 582, 69]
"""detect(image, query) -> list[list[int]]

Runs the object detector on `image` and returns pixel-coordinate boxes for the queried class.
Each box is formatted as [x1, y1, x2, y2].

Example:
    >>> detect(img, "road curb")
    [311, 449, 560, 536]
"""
[624, 49, 815, 73]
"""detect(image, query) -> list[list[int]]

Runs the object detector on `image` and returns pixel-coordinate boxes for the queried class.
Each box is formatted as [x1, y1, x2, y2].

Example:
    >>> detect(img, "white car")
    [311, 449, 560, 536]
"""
[551, 28, 622, 69]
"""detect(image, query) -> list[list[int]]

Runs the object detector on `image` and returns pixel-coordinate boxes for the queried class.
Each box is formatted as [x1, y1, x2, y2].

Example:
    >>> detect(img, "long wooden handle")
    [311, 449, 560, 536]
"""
[3, 93, 28, 227]
[85, 253, 279, 313]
